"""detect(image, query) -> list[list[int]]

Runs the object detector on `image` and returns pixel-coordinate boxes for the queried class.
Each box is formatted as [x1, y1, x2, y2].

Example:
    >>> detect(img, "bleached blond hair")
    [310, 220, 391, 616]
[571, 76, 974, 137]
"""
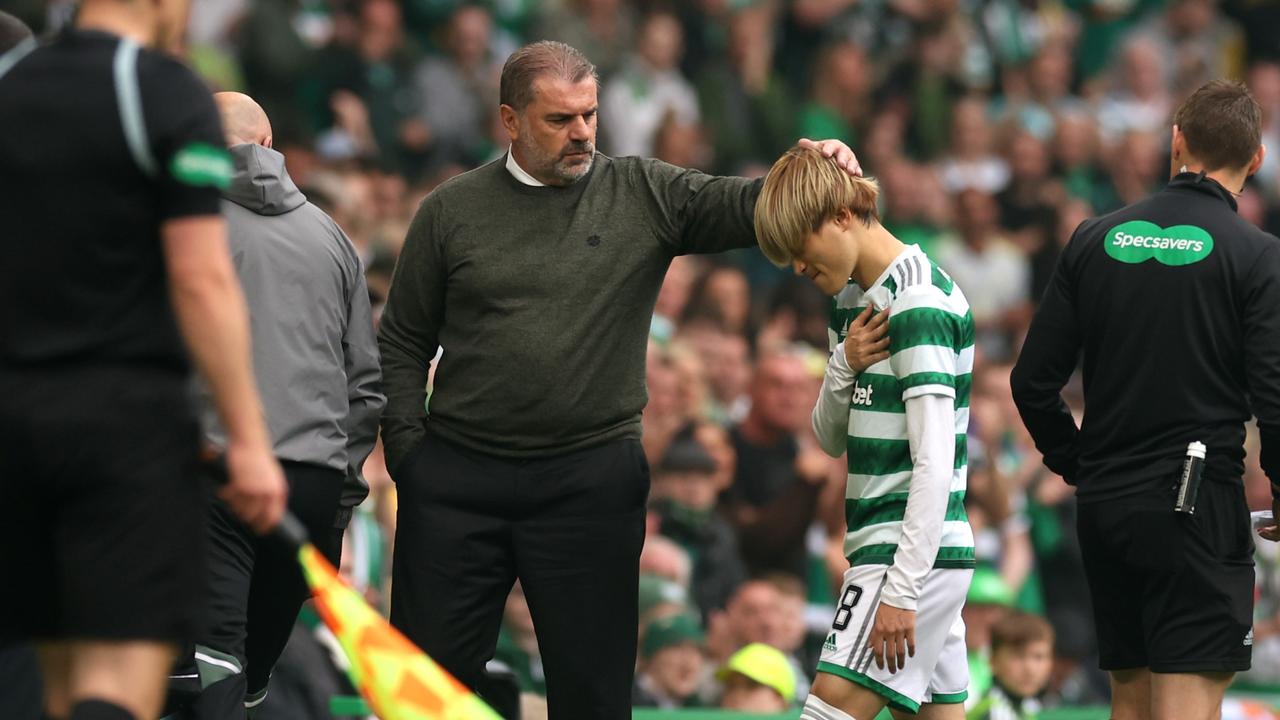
[754, 145, 881, 267]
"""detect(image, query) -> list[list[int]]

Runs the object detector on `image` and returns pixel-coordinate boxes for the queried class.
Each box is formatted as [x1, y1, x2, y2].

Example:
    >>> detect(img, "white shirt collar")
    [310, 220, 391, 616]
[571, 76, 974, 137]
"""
[506, 147, 545, 187]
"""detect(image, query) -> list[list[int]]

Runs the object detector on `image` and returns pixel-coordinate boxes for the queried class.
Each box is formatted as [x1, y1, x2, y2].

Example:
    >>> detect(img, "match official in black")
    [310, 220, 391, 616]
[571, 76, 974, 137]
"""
[0, 2, 286, 720]
[1011, 80, 1280, 720]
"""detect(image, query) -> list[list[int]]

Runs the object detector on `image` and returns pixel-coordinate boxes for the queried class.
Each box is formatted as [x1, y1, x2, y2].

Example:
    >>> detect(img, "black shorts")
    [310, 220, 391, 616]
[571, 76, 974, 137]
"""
[0, 365, 206, 644]
[1077, 478, 1254, 673]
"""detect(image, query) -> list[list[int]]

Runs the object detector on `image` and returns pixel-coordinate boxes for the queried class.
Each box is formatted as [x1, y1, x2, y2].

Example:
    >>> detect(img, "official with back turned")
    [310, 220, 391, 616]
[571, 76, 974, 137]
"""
[1011, 80, 1280, 720]
[0, 1, 286, 719]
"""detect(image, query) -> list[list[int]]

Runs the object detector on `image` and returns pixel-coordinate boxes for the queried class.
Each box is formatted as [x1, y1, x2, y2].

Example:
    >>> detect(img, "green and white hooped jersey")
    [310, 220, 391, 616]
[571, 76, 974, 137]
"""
[828, 245, 976, 569]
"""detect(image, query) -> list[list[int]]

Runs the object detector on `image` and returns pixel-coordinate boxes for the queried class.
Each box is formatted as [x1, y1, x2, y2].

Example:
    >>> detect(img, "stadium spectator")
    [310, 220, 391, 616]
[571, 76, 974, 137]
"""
[1097, 128, 1165, 212]
[600, 10, 699, 159]
[309, 0, 425, 174]
[1247, 62, 1280, 196]
[650, 434, 747, 619]
[881, 18, 976, 161]
[963, 568, 1017, 704]
[1096, 36, 1173, 144]
[997, 129, 1061, 261]
[695, 1, 795, 175]
[797, 41, 872, 147]
[936, 96, 1011, 195]
[1053, 110, 1107, 208]
[1132, 0, 1245, 95]
[761, 572, 817, 698]
[639, 574, 694, 630]
[724, 350, 833, 580]
[411, 3, 499, 172]
[684, 265, 752, 336]
[967, 612, 1055, 720]
[535, 0, 636, 78]
[235, 0, 319, 143]
[639, 533, 694, 590]
[706, 580, 787, 666]
[880, 159, 952, 257]
[716, 643, 797, 713]
[643, 343, 686, 464]
[632, 613, 708, 709]
[935, 189, 1032, 361]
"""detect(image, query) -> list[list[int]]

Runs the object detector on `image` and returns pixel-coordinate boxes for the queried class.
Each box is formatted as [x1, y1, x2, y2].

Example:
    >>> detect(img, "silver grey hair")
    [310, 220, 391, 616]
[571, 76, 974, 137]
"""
[500, 40, 598, 110]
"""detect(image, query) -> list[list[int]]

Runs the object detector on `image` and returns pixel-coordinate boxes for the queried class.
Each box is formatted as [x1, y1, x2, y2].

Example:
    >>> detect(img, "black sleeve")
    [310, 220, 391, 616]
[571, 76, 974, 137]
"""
[1241, 242, 1280, 484]
[638, 158, 764, 256]
[1010, 224, 1085, 483]
[137, 54, 229, 220]
[377, 198, 447, 478]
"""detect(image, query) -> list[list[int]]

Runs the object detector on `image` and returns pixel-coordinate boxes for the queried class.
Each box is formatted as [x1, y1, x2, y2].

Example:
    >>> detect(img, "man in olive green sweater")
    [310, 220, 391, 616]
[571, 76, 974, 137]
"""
[378, 39, 861, 719]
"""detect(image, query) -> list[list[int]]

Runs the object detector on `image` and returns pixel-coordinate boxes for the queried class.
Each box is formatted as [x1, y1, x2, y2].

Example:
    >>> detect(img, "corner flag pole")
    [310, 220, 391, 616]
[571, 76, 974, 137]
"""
[277, 513, 502, 720]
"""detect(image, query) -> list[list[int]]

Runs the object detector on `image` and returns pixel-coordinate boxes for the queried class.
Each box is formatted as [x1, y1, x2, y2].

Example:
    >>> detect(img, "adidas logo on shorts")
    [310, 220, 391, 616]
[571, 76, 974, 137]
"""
[1246, 628, 1254, 647]
[824, 633, 838, 652]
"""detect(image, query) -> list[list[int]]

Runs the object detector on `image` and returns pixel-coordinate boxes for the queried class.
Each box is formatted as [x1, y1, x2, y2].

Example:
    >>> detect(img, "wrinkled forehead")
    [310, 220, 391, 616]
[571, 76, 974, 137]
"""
[526, 75, 598, 115]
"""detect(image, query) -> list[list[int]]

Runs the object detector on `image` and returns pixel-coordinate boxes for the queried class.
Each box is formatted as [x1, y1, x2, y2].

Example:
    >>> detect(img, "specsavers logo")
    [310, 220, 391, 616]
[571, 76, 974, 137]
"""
[1104, 220, 1214, 266]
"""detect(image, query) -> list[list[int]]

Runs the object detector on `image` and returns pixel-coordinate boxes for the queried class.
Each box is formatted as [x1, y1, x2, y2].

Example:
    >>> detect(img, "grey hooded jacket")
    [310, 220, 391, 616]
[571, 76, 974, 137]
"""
[201, 143, 384, 512]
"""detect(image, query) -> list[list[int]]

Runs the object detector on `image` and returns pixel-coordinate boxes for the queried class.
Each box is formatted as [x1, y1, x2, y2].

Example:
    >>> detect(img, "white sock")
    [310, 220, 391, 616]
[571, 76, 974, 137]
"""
[800, 694, 857, 720]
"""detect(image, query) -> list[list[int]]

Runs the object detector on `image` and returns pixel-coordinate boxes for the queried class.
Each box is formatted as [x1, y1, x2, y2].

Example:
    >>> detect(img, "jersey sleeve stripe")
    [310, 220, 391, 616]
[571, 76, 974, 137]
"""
[891, 345, 959, 378]
[888, 307, 972, 353]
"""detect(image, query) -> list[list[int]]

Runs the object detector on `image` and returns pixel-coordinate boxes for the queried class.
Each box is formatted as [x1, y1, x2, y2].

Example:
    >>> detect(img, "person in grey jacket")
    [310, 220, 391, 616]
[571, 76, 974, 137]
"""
[168, 92, 384, 718]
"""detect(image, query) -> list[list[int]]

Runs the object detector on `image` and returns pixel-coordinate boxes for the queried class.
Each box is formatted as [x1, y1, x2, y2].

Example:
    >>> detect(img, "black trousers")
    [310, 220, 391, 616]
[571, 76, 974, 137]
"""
[390, 433, 649, 720]
[167, 461, 345, 719]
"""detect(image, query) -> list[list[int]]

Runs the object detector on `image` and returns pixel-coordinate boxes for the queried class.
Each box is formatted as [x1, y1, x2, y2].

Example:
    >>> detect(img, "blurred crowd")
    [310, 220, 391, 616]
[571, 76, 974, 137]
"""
[15, 0, 1280, 715]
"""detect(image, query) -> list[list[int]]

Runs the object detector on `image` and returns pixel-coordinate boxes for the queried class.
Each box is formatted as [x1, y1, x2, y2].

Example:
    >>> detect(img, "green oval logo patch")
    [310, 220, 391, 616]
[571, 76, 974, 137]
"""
[1104, 220, 1214, 266]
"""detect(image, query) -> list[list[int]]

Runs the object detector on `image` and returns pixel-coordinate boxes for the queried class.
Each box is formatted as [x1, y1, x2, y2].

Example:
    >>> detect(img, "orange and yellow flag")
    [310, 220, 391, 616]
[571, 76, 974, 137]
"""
[297, 544, 502, 720]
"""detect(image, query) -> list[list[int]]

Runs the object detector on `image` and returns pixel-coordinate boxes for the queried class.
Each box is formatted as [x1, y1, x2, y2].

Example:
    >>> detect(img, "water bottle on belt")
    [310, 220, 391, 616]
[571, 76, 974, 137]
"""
[1174, 441, 1207, 514]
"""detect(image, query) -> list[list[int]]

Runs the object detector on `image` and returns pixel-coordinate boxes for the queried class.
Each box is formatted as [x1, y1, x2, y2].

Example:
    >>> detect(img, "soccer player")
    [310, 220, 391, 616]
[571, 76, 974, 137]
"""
[755, 145, 976, 720]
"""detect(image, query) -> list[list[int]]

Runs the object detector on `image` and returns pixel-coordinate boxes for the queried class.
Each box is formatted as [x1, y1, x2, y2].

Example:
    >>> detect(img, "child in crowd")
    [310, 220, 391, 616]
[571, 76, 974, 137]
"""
[633, 612, 708, 709]
[717, 643, 798, 713]
[966, 612, 1054, 720]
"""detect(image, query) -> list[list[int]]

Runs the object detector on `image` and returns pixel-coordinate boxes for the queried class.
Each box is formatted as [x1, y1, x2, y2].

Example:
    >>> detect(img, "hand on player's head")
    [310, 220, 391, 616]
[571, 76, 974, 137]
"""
[798, 138, 863, 178]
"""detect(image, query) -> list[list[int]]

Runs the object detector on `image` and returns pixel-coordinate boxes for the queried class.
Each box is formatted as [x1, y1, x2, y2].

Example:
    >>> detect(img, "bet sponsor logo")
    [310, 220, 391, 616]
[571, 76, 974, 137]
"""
[851, 379, 875, 407]
[1104, 220, 1214, 266]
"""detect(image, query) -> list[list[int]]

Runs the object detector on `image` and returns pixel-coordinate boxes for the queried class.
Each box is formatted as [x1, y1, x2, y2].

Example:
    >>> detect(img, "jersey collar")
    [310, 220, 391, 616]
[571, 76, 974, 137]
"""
[863, 244, 927, 298]
[1167, 171, 1239, 212]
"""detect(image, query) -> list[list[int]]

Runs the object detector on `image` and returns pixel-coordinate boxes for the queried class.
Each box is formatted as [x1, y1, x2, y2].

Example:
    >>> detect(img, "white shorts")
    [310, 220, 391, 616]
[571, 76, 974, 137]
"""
[816, 564, 972, 713]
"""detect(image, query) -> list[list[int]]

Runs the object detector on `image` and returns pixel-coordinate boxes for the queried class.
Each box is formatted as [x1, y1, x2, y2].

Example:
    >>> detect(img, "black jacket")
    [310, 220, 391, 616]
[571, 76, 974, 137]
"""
[1011, 172, 1280, 501]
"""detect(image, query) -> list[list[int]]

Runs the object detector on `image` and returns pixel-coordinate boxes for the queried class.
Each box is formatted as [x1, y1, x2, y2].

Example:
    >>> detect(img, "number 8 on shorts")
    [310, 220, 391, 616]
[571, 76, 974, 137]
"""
[816, 565, 974, 714]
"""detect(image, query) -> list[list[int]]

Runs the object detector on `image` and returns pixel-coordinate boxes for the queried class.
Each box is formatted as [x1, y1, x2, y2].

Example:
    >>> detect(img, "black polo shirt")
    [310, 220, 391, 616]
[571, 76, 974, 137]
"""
[0, 28, 230, 372]
[1012, 172, 1280, 501]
